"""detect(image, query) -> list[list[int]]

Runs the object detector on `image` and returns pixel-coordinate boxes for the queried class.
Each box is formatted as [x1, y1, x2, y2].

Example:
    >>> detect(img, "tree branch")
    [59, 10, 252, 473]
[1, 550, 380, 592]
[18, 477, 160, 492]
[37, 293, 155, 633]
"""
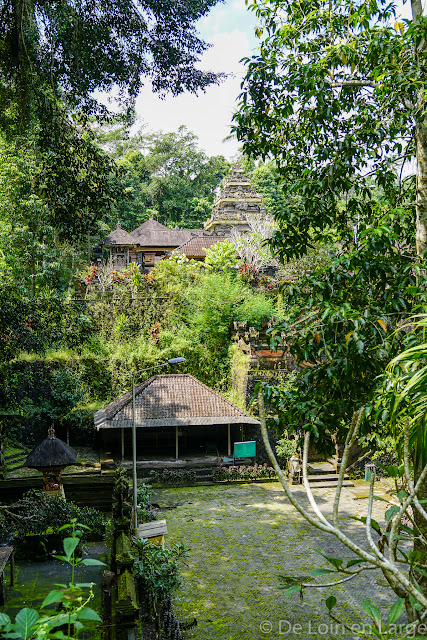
[330, 80, 377, 88]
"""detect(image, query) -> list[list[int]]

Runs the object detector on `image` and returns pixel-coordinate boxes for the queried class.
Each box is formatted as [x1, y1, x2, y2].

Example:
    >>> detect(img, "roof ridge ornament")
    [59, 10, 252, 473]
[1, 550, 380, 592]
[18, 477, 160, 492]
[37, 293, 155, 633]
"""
[48, 425, 55, 439]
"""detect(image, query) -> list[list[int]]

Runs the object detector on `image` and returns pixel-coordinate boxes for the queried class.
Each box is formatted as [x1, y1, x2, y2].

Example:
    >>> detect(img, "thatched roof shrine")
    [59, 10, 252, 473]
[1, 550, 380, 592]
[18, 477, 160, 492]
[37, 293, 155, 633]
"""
[103, 222, 135, 247]
[24, 437, 78, 469]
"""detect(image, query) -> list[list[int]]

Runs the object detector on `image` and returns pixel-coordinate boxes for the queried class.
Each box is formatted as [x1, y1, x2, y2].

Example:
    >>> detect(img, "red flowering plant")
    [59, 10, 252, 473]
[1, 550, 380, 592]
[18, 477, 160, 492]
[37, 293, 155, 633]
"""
[80, 265, 98, 286]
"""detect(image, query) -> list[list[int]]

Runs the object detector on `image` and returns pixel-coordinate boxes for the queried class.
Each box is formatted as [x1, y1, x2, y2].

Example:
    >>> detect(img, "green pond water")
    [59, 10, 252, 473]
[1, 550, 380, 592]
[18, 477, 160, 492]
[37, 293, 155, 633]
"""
[1, 543, 109, 619]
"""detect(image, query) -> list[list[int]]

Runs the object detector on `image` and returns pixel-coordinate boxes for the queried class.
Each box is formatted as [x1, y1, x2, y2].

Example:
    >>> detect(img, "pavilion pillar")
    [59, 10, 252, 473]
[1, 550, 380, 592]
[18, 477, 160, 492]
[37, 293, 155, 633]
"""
[121, 428, 125, 461]
[175, 426, 179, 460]
[228, 424, 231, 456]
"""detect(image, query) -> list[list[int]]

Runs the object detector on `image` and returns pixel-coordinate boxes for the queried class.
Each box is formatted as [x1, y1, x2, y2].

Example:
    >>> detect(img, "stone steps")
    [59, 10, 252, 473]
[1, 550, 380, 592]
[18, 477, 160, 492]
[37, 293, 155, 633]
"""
[303, 479, 354, 488]
[305, 473, 350, 482]
[303, 462, 354, 487]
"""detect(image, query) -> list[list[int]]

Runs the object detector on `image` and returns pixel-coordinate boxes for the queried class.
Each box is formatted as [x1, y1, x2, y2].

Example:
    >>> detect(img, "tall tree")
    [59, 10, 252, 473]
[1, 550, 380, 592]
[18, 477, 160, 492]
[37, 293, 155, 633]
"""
[0, 0, 223, 124]
[233, 0, 426, 256]
[233, 0, 427, 616]
[109, 126, 230, 229]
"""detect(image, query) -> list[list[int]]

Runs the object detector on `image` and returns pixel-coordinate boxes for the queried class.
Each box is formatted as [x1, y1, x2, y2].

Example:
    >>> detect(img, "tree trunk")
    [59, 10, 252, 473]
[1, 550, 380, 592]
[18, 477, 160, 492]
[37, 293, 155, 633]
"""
[413, 463, 427, 632]
[416, 122, 427, 258]
[412, 0, 427, 258]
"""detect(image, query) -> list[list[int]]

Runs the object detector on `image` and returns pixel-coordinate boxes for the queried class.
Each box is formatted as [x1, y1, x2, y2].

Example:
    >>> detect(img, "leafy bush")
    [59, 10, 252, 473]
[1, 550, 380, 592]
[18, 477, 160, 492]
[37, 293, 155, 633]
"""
[133, 537, 188, 632]
[137, 483, 155, 523]
[150, 469, 197, 485]
[212, 463, 276, 482]
[1, 490, 107, 547]
[204, 240, 242, 272]
[275, 436, 298, 466]
[134, 539, 188, 602]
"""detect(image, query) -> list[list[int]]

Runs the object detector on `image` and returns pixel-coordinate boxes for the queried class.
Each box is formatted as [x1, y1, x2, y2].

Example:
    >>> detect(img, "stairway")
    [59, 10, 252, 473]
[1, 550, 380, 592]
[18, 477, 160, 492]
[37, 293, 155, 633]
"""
[303, 461, 354, 488]
[3, 447, 28, 473]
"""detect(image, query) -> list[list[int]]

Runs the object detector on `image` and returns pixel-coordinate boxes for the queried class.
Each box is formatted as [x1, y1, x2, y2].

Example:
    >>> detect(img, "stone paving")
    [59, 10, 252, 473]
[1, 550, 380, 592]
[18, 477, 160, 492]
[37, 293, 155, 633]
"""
[152, 481, 401, 640]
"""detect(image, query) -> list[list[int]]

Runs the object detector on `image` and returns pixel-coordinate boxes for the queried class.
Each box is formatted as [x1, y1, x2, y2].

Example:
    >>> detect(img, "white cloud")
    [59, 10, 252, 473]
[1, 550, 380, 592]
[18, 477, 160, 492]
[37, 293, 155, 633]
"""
[134, 29, 254, 159]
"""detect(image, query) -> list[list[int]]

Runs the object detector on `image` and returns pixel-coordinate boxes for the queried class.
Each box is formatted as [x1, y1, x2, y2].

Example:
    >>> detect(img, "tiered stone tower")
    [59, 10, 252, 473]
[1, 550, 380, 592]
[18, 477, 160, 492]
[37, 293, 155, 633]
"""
[204, 162, 266, 234]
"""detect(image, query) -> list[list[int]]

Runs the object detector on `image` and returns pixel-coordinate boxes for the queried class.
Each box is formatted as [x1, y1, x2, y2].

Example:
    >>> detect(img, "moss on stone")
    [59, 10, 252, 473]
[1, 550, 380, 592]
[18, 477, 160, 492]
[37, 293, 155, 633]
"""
[152, 482, 393, 640]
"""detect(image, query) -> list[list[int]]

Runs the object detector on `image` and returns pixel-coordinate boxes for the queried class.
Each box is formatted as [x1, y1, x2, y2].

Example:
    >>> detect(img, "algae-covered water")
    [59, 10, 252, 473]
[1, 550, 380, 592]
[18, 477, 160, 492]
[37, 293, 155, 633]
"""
[1, 542, 108, 619]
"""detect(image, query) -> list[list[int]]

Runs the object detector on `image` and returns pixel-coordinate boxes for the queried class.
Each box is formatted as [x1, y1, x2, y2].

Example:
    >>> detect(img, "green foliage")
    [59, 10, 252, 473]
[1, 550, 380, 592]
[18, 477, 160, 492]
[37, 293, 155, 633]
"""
[0, 358, 93, 446]
[1, 0, 222, 123]
[137, 483, 155, 523]
[112, 467, 133, 533]
[50, 369, 88, 422]
[2, 258, 278, 423]
[133, 538, 188, 604]
[204, 240, 242, 272]
[0, 490, 107, 546]
[0, 520, 104, 640]
[375, 315, 427, 469]
[105, 126, 230, 229]
[260, 209, 426, 450]
[233, 0, 422, 259]
[250, 163, 291, 221]
[0, 293, 93, 363]
[275, 436, 297, 466]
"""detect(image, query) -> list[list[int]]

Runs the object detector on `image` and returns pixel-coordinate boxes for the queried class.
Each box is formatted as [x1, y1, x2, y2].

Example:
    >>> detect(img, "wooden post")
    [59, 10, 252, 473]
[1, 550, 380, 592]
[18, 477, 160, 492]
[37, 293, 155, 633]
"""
[10, 551, 14, 586]
[175, 426, 179, 460]
[121, 428, 125, 461]
[228, 424, 231, 456]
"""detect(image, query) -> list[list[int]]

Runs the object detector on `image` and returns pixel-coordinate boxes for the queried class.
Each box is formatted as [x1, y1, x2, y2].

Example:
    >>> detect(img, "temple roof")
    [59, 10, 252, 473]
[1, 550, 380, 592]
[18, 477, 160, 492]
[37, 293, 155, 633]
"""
[105, 218, 205, 249]
[94, 374, 259, 429]
[173, 235, 227, 259]
[204, 163, 266, 232]
[24, 437, 78, 468]
[103, 222, 135, 246]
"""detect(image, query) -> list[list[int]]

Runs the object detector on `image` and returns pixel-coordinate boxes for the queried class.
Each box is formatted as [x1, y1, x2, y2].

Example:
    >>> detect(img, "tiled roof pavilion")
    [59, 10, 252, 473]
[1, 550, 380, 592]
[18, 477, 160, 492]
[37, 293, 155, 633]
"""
[94, 374, 259, 430]
[173, 235, 227, 260]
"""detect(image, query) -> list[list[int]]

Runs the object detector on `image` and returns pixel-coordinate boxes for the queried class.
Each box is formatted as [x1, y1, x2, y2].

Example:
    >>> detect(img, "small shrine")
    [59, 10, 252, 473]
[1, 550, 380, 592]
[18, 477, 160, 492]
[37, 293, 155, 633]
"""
[23, 426, 78, 497]
[204, 163, 266, 234]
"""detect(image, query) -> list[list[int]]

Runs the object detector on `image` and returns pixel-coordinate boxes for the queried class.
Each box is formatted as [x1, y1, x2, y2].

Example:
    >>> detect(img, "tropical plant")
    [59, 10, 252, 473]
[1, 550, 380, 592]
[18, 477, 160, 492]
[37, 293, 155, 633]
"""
[1, 0, 223, 124]
[109, 127, 230, 229]
[0, 519, 104, 639]
[0, 490, 107, 546]
[263, 210, 426, 453]
[233, 0, 427, 257]
[204, 240, 242, 272]
[133, 538, 188, 632]
[256, 388, 427, 634]
[275, 435, 298, 467]
[375, 316, 427, 602]
[137, 483, 155, 523]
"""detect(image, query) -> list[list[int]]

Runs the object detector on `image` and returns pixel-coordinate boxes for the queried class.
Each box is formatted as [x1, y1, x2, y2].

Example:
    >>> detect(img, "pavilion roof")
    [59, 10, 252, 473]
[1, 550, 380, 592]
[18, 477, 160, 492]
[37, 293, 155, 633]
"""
[94, 374, 259, 429]
[103, 222, 134, 246]
[129, 219, 203, 248]
[173, 235, 227, 259]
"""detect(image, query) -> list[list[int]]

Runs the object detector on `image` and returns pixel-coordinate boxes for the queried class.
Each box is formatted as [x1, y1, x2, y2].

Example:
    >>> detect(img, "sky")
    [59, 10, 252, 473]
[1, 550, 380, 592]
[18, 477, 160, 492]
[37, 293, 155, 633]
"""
[133, 0, 259, 160]
[132, 0, 417, 161]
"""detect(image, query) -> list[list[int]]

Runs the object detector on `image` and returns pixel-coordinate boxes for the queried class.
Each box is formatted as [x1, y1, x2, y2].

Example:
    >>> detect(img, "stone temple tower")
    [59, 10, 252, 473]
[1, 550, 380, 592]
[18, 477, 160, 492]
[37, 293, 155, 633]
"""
[204, 162, 266, 235]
